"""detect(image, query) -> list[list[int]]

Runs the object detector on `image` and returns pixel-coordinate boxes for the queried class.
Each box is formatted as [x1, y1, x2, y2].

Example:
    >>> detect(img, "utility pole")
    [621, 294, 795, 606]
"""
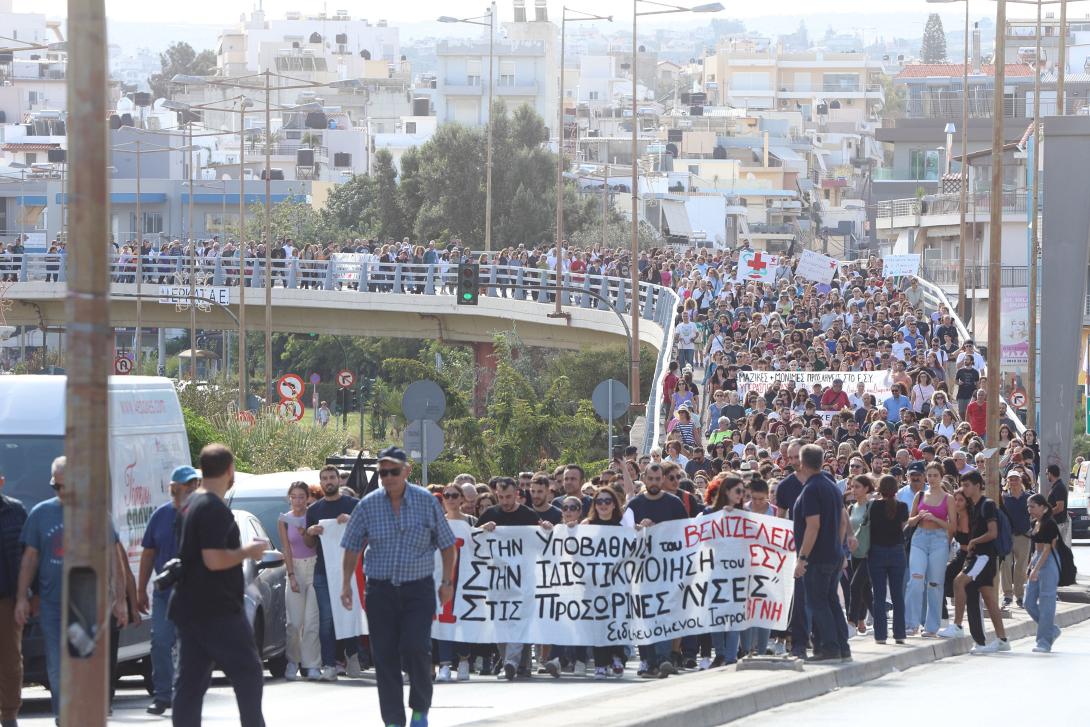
[62, 0, 111, 723]
[1026, 0, 1042, 431]
[957, 3, 969, 325]
[238, 101, 248, 413]
[134, 139, 142, 368]
[629, 7, 641, 408]
[1058, 0, 1068, 113]
[264, 69, 274, 403]
[986, 0, 1007, 502]
[484, 2, 495, 253]
[188, 121, 197, 381]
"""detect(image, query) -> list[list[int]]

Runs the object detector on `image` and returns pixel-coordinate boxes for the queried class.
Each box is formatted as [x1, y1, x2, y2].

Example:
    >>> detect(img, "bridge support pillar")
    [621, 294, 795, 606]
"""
[473, 341, 497, 416]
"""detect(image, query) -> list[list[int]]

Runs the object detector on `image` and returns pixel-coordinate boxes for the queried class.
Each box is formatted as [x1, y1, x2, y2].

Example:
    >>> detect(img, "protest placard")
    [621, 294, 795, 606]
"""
[882, 253, 921, 278]
[736, 370, 892, 400]
[795, 249, 838, 285]
[735, 250, 779, 283]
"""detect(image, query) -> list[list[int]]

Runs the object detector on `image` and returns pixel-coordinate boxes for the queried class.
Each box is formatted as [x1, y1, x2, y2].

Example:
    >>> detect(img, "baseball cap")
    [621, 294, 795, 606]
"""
[171, 465, 200, 484]
[908, 462, 925, 474]
[378, 446, 408, 464]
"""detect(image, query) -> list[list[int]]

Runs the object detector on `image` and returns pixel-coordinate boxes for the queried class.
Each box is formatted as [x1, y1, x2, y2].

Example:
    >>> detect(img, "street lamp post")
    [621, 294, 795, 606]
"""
[986, 0, 1007, 501]
[629, 1, 723, 408]
[439, 5, 497, 252]
[553, 7, 612, 317]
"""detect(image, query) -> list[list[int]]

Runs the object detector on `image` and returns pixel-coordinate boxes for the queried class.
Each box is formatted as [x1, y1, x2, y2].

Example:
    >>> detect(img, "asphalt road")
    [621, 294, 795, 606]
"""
[15, 542, 1090, 726]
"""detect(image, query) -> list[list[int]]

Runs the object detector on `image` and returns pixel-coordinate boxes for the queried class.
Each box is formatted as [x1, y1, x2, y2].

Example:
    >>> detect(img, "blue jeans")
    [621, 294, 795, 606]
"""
[803, 561, 849, 657]
[1025, 551, 1061, 650]
[151, 589, 178, 704]
[40, 600, 61, 717]
[312, 568, 358, 667]
[436, 640, 469, 665]
[365, 578, 436, 727]
[637, 639, 671, 667]
[906, 528, 949, 634]
[709, 629, 741, 663]
[868, 544, 907, 642]
[677, 348, 695, 370]
[740, 627, 770, 656]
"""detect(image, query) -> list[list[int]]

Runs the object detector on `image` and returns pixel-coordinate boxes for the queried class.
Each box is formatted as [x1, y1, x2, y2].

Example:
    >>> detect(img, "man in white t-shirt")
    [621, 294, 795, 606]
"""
[675, 311, 698, 370]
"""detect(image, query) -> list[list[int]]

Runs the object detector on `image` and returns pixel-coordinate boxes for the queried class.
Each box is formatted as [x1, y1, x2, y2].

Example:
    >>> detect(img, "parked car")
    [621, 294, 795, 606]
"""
[225, 470, 322, 551]
[232, 508, 288, 678]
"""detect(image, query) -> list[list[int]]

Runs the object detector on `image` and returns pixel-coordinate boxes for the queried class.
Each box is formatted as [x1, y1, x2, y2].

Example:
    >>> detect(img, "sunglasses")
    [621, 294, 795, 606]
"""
[561, 505, 582, 512]
[443, 492, 461, 499]
[594, 497, 614, 505]
[378, 467, 402, 477]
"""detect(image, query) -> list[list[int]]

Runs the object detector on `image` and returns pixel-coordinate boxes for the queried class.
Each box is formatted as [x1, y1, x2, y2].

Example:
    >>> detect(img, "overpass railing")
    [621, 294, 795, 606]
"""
[3, 253, 681, 449]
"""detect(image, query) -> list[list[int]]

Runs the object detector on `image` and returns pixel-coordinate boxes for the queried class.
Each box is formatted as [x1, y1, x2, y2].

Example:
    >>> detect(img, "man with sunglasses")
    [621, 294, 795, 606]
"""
[340, 447, 456, 727]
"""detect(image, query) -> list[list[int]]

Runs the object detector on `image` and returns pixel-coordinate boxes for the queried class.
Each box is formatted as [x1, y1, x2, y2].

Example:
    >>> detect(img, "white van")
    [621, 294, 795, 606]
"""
[0, 375, 190, 686]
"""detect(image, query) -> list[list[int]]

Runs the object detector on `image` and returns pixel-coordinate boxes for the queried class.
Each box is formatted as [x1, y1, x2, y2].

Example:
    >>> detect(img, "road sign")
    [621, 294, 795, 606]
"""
[310, 373, 321, 385]
[1011, 389, 1027, 408]
[337, 370, 356, 389]
[592, 379, 630, 421]
[277, 374, 305, 401]
[237, 410, 256, 425]
[402, 379, 446, 421]
[404, 419, 445, 464]
[277, 399, 305, 421]
[113, 356, 133, 375]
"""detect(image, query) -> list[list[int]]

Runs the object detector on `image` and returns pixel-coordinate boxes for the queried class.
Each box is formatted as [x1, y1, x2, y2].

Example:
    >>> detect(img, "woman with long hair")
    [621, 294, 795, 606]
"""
[905, 462, 953, 637]
[1025, 493, 1063, 652]
[435, 484, 477, 681]
[278, 482, 320, 680]
[583, 487, 627, 677]
[847, 475, 874, 635]
[867, 475, 909, 644]
[705, 473, 746, 666]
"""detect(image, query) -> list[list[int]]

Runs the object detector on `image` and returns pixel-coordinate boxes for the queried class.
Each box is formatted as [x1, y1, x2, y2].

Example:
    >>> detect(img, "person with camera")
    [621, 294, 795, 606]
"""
[137, 465, 201, 716]
[170, 445, 268, 727]
[340, 447, 456, 727]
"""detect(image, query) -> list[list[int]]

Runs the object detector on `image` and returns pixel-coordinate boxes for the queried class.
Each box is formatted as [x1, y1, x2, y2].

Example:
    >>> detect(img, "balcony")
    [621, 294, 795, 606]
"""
[876, 190, 1029, 228]
[920, 262, 1029, 288]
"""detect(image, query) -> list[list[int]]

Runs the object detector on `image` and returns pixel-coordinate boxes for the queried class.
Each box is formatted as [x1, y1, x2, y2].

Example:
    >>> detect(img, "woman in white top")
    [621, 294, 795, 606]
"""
[910, 371, 936, 414]
[935, 408, 958, 440]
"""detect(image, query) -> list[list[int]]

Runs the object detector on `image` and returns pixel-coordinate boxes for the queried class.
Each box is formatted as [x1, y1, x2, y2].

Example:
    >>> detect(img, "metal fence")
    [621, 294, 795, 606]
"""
[877, 190, 1030, 220]
[920, 263, 1029, 288]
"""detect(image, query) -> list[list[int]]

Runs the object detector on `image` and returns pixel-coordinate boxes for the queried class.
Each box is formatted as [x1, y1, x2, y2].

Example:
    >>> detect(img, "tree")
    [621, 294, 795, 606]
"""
[369, 149, 404, 240]
[921, 13, 948, 63]
[322, 173, 377, 234]
[149, 42, 217, 100]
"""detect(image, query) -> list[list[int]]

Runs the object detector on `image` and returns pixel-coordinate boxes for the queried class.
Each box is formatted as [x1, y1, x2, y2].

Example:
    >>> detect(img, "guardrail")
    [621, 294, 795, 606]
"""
[3, 253, 681, 449]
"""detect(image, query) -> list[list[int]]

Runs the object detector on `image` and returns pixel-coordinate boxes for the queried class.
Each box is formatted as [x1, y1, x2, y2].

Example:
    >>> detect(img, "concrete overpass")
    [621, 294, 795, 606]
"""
[1, 254, 680, 450]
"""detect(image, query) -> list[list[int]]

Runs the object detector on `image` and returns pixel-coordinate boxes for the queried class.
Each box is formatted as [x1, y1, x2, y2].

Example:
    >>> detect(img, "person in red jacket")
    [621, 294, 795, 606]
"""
[966, 388, 988, 436]
[819, 378, 851, 411]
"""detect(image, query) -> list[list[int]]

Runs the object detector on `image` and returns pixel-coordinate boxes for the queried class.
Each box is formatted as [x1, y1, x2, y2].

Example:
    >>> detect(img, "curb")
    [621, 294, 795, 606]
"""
[472, 601, 1090, 727]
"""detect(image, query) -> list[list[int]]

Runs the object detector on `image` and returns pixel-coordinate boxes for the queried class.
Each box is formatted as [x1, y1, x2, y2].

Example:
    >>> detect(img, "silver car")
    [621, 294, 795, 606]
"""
[232, 508, 289, 678]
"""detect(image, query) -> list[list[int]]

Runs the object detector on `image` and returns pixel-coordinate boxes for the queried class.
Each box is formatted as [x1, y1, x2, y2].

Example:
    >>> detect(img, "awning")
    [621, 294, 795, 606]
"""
[661, 199, 692, 236]
[2, 143, 60, 152]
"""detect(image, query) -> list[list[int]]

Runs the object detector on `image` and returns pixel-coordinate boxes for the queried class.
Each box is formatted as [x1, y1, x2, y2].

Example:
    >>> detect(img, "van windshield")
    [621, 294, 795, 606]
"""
[0, 435, 65, 510]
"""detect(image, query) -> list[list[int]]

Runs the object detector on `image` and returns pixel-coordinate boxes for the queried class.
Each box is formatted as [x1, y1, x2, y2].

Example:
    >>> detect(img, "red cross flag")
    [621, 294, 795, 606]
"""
[734, 250, 779, 283]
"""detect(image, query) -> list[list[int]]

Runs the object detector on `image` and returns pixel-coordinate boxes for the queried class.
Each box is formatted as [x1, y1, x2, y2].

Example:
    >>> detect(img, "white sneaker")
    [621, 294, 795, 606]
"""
[771, 641, 786, 656]
[970, 641, 1001, 655]
[996, 639, 1011, 652]
[611, 656, 625, 676]
[573, 660, 587, 676]
[544, 658, 561, 678]
[285, 662, 299, 681]
[436, 665, 452, 682]
[593, 667, 607, 680]
[305, 667, 322, 681]
[697, 657, 711, 670]
[319, 666, 337, 681]
[1032, 645, 1051, 653]
[346, 653, 363, 678]
[937, 624, 964, 639]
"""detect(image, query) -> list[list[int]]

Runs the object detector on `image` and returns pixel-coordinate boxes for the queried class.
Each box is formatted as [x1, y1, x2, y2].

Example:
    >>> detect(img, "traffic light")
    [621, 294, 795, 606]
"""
[457, 262, 480, 306]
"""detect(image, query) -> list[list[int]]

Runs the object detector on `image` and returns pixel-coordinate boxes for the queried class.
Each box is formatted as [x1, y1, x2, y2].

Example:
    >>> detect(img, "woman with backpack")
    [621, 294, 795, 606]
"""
[1026, 493, 1062, 653]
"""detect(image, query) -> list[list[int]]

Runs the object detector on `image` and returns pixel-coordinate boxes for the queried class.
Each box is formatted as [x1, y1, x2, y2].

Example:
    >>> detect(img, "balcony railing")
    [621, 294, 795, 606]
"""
[920, 262, 1029, 288]
[876, 190, 1029, 219]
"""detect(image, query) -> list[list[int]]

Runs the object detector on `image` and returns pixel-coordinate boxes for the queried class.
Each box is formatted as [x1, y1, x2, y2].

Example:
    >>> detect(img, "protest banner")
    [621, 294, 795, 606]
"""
[319, 520, 369, 639]
[881, 253, 921, 278]
[737, 370, 892, 400]
[795, 249, 838, 285]
[431, 512, 794, 647]
[735, 250, 779, 283]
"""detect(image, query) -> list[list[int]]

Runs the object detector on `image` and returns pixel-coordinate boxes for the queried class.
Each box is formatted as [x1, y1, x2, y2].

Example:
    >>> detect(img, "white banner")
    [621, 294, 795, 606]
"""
[431, 513, 794, 646]
[737, 370, 892, 401]
[319, 520, 369, 639]
[795, 250, 838, 285]
[735, 250, 779, 283]
[882, 253, 921, 278]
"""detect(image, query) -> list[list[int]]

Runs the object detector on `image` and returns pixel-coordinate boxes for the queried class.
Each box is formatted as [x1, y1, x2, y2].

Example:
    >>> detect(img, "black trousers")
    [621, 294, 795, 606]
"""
[366, 577, 436, 727]
[847, 557, 871, 623]
[172, 610, 264, 727]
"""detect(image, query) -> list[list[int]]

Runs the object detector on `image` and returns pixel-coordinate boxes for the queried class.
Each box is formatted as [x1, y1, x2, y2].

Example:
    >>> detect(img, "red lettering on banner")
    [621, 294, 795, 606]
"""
[749, 543, 787, 573]
[436, 537, 465, 624]
[747, 597, 783, 622]
[354, 555, 366, 609]
[685, 512, 794, 552]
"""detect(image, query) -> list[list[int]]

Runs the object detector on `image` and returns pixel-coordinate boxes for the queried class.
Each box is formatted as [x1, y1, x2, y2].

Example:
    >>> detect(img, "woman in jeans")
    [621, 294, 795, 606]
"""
[846, 475, 874, 635]
[1025, 494, 1062, 652]
[905, 462, 953, 637]
[582, 487, 627, 678]
[436, 484, 477, 681]
[278, 481, 321, 680]
[704, 473, 746, 665]
[868, 475, 909, 644]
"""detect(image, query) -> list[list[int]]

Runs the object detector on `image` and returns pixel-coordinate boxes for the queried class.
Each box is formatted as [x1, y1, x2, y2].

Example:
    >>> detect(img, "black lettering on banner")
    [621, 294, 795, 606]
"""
[461, 594, 486, 622]
[462, 560, 489, 591]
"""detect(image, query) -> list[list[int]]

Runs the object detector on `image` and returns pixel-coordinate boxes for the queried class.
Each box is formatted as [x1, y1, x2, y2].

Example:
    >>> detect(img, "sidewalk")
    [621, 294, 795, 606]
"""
[473, 600, 1090, 727]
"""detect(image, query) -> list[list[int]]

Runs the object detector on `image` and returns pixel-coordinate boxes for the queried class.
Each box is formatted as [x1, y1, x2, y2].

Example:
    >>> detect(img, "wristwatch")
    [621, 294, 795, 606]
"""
[799, 554, 810, 562]
[441, 579, 453, 586]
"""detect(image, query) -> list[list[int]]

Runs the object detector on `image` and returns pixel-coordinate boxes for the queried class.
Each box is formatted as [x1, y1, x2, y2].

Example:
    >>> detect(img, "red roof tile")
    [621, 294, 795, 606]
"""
[895, 63, 1034, 79]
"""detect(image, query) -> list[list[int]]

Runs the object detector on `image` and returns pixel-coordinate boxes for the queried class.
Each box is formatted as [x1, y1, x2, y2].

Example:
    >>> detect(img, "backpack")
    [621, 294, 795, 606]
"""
[1054, 536, 1078, 587]
[994, 504, 1014, 559]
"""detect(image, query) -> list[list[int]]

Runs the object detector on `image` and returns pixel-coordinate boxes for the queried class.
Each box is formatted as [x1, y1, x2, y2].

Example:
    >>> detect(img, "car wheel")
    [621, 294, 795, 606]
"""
[267, 652, 287, 679]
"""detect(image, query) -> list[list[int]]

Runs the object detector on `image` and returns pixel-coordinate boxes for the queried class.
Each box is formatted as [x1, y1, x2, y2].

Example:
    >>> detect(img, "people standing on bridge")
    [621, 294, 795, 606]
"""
[1025, 493, 1062, 653]
[303, 464, 360, 682]
[0, 468, 27, 727]
[339, 446, 456, 727]
[137, 465, 201, 715]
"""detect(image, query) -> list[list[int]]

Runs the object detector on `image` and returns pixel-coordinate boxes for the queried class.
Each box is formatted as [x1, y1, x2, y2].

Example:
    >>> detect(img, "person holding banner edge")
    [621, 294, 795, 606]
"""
[340, 446, 456, 727]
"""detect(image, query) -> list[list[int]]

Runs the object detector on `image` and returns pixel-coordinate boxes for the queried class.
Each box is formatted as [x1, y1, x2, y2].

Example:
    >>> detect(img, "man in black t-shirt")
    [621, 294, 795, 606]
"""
[551, 464, 591, 517]
[942, 471, 1009, 652]
[1045, 464, 1071, 545]
[479, 479, 545, 679]
[171, 445, 267, 727]
[528, 475, 562, 525]
[303, 464, 360, 680]
[954, 358, 981, 418]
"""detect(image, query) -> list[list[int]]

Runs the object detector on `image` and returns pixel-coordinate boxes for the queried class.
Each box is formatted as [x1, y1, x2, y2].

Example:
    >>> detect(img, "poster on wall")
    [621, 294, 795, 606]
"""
[1000, 288, 1029, 367]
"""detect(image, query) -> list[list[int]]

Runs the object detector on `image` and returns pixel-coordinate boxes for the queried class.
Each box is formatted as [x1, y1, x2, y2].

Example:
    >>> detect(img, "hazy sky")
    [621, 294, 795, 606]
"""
[19, 0, 1027, 27]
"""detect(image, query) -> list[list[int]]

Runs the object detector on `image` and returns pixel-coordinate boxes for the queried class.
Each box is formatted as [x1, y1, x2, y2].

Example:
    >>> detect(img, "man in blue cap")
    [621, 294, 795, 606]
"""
[340, 446, 456, 727]
[137, 465, 200, 716]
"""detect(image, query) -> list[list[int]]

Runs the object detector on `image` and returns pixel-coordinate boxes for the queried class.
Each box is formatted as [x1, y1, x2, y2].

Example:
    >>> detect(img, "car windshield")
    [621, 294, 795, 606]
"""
[227, 493, 289, 550]
[0, 435, 65, 510]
